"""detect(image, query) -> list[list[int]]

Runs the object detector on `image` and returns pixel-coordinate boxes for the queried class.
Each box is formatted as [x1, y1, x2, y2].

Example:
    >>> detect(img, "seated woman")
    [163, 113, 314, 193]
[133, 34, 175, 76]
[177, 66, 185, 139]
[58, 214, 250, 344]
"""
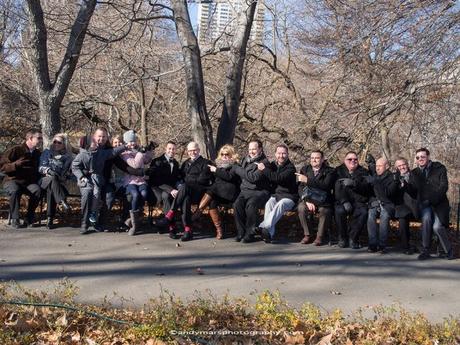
[193, 145, 240, 239]
[39, 133, 74, 229]
[121, 130, 154, 235]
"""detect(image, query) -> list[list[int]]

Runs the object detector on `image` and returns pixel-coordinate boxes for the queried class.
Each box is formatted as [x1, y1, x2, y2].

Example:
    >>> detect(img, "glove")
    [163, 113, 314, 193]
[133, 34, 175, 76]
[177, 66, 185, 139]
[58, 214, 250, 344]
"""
[365, 175, 376, 184]
[343, 201, 353, 213]
[46, 169, 57, 177]
[341, 178, 355, 187]
[77, 177, 89, 187]
[365, 153, 376, 165]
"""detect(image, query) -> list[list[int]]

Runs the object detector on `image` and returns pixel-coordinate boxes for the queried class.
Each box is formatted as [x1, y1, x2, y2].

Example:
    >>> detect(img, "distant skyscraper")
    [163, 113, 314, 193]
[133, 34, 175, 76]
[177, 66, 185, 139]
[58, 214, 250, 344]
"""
[196, 0, 265, 46]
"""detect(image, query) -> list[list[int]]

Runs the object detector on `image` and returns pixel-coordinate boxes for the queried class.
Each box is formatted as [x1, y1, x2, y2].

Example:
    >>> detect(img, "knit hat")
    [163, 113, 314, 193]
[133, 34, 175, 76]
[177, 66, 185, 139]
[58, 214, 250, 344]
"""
[123, 130, 136, 143]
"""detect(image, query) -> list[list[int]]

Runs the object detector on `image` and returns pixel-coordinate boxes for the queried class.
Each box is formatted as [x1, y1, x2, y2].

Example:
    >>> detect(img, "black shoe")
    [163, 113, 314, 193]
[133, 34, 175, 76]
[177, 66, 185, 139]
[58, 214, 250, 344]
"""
[235, 236, 242, 242]
[446, 249, 455, 260]
[8, 219, 22, 229]
[93, 224, 104, 233]
[59, 200, 71, 213]
[350, 241, 360, 250]
[403, 247, 414, 255]
[379, 247, 388, 254]
[181, 230, 193, 242]
[367, 246, 378, 253]
[46, 217, 55, 230]
[242, 234, 255, 243]
[338, 240, 349, 248]
[418, 252, 431, 260]
[260, 228, 272, 244]
[23, 219, 35, 228]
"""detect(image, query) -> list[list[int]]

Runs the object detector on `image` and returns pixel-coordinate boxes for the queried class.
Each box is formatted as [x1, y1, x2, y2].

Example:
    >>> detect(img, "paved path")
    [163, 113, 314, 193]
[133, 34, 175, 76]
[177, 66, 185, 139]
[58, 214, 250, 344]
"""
[1, 224, 459, 321]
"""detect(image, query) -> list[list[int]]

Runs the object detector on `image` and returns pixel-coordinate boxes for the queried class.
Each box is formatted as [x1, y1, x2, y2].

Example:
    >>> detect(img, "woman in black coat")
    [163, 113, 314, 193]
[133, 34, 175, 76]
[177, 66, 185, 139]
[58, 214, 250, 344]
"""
[193, 145, 241, 239]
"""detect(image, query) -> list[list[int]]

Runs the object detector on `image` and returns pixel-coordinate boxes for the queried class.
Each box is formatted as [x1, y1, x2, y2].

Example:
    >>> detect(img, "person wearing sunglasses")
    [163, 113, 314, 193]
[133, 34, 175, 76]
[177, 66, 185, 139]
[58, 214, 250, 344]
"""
[334, 151, 371, 249]
[0, 128, 43, 228]
[407, 148, 454, 260]
[38, 133, 74, 229]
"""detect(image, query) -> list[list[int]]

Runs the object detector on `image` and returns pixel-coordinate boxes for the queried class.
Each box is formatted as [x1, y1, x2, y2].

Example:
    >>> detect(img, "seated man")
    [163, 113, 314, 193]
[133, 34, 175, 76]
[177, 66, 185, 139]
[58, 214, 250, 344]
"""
[147, 141, 181, 215]
[257, 144, 298, 243]
[297, 150, 336, 246]
[407, 148, 454, 260]
[232, 139, 271, 243]
[0, 129, 43, 228]
[156, 142, 212, 241]
[393, 157, 419, 254]
[366, 157, 398, 254]
[334, 151, 371, 249]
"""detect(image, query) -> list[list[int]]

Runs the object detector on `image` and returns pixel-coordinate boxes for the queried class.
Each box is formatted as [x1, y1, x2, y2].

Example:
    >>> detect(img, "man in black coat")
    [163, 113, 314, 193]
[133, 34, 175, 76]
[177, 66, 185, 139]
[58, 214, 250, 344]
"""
[156, 141, 213, 241]
[408, 148, 454, 260]
[297, 150, 336, 246]
[257, 144, 298, 243]
[393, 157, 419, 254]
[366, 157, 399, 253]
[0, 129, 43, 228]
[147, 141, 181, 214]
[233, 140, 271, 243]
[334, 151, 371, 249]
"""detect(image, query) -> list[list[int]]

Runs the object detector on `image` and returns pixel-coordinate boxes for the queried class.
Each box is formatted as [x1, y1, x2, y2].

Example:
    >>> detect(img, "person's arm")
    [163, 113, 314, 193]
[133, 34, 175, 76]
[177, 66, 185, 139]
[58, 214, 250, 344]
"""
[125, 151, 144, 169]
[71, 153, 85, 181]
[428, 165, 449, 205]
[113, 155, 144, 176]
[0, 147, 23, 174]
[61, 153, 73, 177]
[263, 163, 295, 184]
[38, 150, 51, 175]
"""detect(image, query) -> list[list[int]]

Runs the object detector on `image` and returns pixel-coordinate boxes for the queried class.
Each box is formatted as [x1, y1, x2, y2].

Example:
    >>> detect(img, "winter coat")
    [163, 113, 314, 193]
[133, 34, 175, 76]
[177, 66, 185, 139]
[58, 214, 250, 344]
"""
[334, 164, 371, 205]
[408, 161, 450, 227]
[180, 155, 213, 188]
[233, 153, 271, 193]
[121, 149, 153, 186]
[368, 170, 399, 216]
[0, 143, 41, 185]
[392, 172, 419, 219]
[147, 154, 181, 193]
[38, 149, 73, 189]
[298, 164, 336, 207]
[263, 159, 298, 202]
[209, 164, 241, 202]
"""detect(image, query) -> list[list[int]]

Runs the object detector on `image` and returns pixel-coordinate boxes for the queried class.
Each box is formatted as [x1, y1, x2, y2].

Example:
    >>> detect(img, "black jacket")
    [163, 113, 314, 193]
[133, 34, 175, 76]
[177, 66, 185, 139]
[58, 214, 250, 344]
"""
[392, 172, 419, 219]
[334, 164, 371, 205]
[369, 170, 399, 215]
[0, 143, 41, 185]
[148, 154, 181, 193]
[233, 153, 271, 193]
[180, 155, 213, 188]
[298, 164, 336, 207]
[408, 161, 450, 227]
[210, 164, 241, 202]
[263, 159, 298, 202]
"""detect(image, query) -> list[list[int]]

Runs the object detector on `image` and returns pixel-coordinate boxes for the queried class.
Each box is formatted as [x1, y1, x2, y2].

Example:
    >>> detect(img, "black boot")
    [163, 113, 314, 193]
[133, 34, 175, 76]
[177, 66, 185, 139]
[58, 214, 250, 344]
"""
[46, 217, 55, 229]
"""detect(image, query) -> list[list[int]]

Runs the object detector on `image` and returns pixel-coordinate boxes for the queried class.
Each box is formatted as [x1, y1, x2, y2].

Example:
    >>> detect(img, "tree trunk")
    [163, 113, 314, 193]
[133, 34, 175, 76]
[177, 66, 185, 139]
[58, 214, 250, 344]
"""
[215, 0, 258, 150]
[24, 0, 97, 144]
[171, 0, 216, 159]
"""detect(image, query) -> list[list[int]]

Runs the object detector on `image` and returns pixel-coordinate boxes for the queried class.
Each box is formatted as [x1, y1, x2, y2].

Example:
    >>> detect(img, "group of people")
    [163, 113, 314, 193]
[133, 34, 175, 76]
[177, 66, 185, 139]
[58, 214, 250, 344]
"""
[0, 128, 455, 261]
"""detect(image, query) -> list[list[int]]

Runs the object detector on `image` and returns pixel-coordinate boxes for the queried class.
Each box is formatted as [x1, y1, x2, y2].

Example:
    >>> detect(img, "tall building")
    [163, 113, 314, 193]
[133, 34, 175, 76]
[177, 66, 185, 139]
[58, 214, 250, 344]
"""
[196, 0, 265, 46]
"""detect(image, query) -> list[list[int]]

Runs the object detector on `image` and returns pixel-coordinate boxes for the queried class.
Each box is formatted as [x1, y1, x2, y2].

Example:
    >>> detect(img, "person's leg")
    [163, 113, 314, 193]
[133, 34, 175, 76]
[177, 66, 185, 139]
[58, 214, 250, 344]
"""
[4, 181, 23, 222]
[378, 206, 391, 250]
[233, 194, 247, 241]
[79, 186, 93, 232]
[367, 207, 379, 250]
[138, 184, 150, 212]
[315, 207, 332, 245]
[349, 205, 367, 248]
[419, 206, 433, 254]
[244, 191, 270, 240]
[398, 217, 411, 251]
[262, 198, 295, 238]
[25, 183, 41, 224]
[297, 201, 312, 240]
[432, 212, 452, 256]
[334, 204, 349, 247]
[259, 197, 277, 229]
[49, 177, 66, 204]
[126, 184, 140, 211]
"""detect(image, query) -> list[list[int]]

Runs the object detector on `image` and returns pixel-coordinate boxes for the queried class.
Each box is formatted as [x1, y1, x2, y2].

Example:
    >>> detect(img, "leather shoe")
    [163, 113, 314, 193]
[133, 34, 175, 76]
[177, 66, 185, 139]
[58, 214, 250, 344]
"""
[235, 236, 242, 242]
[338, 240, 349, 248]
[350, 240, 360, 250]
[260, 228, 272, 244]
[242, 234, 255, 243]
[367, 245, 378, 253]
[300, 235, 312, 244]
[181, 230, 193, 242]
[80, 226, 91, 235]
[418, 252, 431, 260]
[8, 219, 22, 229]
[46, 217, 55, 230]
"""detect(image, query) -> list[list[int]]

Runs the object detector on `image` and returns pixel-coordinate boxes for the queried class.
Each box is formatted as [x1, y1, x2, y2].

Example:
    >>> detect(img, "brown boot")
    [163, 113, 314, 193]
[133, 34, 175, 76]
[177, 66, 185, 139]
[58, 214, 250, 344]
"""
[313, 236, 323, 246]
[209, 208, 223, 239]
[192, 193, 213, 222]
[300, 235, 312, 244]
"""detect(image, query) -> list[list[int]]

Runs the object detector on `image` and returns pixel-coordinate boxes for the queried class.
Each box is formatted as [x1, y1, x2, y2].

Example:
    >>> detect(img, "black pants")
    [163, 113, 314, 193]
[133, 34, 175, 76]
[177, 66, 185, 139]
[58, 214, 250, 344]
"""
[334, 203, 367, 243]
[3, 181, 41, 221]
[233, 190, 270, 239]
[151, 186, 173, 214]
[170, 183, 206, 226]
[41, 176, 67, 217]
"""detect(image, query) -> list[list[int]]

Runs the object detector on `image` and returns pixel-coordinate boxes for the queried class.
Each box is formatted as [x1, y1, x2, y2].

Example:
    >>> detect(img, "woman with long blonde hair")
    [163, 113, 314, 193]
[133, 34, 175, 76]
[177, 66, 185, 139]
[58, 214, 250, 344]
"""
[193, 144, 241, 239]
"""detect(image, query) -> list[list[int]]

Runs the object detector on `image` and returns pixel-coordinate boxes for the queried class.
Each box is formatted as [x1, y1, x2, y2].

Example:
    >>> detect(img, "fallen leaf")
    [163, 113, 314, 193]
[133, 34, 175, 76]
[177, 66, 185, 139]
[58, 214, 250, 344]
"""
[56, 313, 68, 327]
[330, 290, 342, 295]
[285, 332, 306, 344]
[316, 333, 333, 345]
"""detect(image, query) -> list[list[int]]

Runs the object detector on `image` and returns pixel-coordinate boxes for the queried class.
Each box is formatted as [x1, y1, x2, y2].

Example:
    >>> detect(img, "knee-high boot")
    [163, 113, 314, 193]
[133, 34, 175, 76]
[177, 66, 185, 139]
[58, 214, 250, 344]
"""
[209, 208, 223, 239]
[192, 193, 213, 222]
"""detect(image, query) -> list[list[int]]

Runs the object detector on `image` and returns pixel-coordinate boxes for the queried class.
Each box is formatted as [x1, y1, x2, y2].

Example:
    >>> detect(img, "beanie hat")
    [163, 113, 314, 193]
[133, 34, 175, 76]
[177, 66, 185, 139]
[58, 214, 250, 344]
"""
[123, 130, 136, 143]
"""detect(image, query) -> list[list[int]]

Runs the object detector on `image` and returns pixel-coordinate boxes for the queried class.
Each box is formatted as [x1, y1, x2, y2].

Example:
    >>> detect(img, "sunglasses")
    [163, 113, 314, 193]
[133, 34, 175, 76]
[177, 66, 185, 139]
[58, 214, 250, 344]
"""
[415, 156, 427, 160]
[221, 153, 230, 156]
[53, 140, 63, 144]
[346, 158, 358, 162]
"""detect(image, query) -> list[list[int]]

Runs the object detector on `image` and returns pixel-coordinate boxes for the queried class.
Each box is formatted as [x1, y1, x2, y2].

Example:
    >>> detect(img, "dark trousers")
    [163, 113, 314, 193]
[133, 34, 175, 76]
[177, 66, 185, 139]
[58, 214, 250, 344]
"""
[152, 186, 173, 214]
[170, 184, 206, 226]
[3, 181, 41, 221]
[42, 177, 67, 217]
[106, 184, 129, 221]
[420, 206, 452, 254]
[398, 217, 411, 249]
[233, 190, 270, 239]
[298, 202, 332, 238]
[334, 203, 367, 243]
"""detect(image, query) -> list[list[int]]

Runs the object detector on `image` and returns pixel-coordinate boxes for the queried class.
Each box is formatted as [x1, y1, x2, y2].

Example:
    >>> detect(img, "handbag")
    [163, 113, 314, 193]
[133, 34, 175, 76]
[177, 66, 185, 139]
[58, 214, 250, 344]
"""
[301, 186, 328, 204]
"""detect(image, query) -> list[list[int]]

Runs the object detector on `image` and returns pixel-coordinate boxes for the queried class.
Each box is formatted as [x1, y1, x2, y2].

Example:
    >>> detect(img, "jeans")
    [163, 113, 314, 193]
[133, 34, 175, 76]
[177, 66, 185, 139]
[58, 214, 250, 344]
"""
[126, 184, 149, 211]
[420, 206, 452, 254]
[259, 197, 295, 237]
[367, 205, 391, 248]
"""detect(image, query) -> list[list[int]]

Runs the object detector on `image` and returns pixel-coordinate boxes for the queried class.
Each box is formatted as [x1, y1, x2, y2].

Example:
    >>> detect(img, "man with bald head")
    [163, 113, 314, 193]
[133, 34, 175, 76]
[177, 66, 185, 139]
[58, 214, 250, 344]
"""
[155, 141, 213, 241]
[366, 157, 399, 253]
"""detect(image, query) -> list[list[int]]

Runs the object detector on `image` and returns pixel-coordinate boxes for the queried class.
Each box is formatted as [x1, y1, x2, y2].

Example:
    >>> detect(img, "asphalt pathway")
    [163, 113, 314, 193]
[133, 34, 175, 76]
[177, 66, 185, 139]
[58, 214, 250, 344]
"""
[1, 223, 459, 321]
